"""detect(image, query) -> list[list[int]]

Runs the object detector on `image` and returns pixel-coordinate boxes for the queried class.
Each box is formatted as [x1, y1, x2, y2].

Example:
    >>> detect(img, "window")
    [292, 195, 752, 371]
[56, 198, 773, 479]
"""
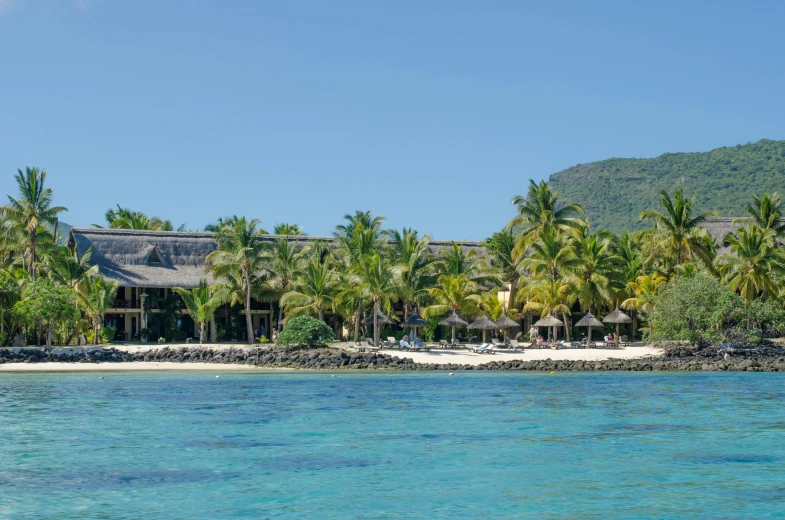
[148, 248, 162, 265]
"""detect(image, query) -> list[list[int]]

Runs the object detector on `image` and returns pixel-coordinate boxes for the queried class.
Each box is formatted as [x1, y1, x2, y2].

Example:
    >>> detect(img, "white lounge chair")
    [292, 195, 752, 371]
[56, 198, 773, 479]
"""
[471, 343, 491, 353]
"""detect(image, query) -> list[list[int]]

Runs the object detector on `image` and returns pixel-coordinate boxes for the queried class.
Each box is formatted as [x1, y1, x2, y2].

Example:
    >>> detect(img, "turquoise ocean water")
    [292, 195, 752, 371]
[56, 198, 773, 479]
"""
[1, 371, 785, 519]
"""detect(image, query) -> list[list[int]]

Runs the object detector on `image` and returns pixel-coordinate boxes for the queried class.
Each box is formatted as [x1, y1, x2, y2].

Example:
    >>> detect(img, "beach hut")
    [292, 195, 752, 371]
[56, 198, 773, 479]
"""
[402, 309, 429, 345]
[468, 314, 498, 343]
[495, 313, 519, 342]
[603, 306, 632, 345]
[439, 311, 469, 345]
[575, 311, 604, 345]
[533, 313, 563, 343]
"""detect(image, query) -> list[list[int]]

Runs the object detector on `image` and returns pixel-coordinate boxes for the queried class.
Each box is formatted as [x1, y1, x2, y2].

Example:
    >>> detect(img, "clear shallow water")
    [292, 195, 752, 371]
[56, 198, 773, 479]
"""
[1, 372, 785, 519]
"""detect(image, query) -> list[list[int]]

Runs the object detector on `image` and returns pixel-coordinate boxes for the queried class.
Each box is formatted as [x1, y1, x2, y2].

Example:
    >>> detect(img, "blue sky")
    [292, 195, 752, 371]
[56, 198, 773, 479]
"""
[2, 1, 785, 239]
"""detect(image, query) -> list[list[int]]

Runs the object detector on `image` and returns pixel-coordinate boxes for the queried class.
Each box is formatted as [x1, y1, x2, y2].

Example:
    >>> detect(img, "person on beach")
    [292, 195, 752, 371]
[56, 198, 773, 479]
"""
[529, 326, 537, 342]
[399, 335, 410, 350]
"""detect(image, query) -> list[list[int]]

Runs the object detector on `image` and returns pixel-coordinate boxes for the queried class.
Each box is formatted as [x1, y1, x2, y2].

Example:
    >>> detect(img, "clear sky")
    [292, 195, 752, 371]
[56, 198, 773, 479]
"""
[2, 1, 785, 240]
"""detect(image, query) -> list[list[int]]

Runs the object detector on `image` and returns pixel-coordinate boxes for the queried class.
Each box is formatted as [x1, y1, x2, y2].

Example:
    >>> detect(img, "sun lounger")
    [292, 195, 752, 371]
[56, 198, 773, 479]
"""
[471, 343, 491, 353]
[438, 340, 449, 349]
[382, 337, 397, 347]
[508, 339, 524, 352]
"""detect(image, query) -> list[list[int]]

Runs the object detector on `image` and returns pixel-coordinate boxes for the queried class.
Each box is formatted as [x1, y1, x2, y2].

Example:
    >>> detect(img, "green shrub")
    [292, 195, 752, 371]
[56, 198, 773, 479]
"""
[277, 316, 335, 347]
[0, 330, 7, 346]
[99, 326, 116, 343]
[648, 274, 744, 345]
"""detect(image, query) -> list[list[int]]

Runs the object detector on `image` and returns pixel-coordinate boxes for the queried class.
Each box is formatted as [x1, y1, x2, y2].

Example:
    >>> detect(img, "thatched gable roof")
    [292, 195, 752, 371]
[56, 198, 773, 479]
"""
[702, 217, 740, 253]
[69, 228, 217, 289]
[68, 228, 486, 289]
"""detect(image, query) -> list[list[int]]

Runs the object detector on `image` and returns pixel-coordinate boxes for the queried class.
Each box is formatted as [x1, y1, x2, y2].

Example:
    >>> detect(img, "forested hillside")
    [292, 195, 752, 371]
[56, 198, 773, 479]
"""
[549, 139, 785, 232]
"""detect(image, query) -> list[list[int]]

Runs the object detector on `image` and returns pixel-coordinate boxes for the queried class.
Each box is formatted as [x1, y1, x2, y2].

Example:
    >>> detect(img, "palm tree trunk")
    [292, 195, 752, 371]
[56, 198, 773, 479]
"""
[94, 317, 100, 345]
[29, 230, 36, 281]
[200, 321, 206, 344]
[353, 300, 362, 344]
[244, 290, 253, 345]
[562, 312, 571, 342]
[46, 322, 53, 351]
[278, 303, 284, 331]
[373, 299, 379, 348]
[318, 307, 324, 321]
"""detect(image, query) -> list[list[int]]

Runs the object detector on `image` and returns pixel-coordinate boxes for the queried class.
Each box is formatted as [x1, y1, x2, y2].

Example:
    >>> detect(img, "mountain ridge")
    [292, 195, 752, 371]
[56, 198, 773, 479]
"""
[548, 139, 785, 232]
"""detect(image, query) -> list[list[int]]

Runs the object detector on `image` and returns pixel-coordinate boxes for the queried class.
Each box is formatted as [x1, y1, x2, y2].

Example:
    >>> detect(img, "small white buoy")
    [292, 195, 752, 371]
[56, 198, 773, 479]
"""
[99, 376, 104, 380]
[331, 374, 336, 377]
[215, 375, 220, 378]
[449, 373, 454, 376]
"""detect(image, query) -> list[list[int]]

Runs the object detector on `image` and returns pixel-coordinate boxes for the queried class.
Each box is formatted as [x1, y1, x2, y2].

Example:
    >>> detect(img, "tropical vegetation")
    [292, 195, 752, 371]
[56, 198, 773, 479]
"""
[2, 164, 785, 350]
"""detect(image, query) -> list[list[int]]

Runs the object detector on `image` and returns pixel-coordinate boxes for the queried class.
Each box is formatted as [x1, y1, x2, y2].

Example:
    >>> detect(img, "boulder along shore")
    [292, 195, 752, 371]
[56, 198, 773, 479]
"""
[1, 343, 785, 372]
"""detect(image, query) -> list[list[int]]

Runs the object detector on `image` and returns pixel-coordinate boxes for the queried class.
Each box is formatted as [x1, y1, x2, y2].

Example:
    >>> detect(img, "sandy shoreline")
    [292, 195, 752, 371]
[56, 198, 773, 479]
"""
[0, 343, 662, 372]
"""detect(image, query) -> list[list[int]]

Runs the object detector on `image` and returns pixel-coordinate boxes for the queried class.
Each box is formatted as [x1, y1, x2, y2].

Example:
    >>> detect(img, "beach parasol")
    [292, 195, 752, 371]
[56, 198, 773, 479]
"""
[439, 311, 469, 345]
[468, 314, 498, 343]
[364, 312, 395, 325]
[365, 311, 395, 348]
[495, 313, 519, 341]
[533, 313, 563, 342]
[402, 309, 429, 345]
[575, 311, 604, 344]
[603, 306, 632, 345]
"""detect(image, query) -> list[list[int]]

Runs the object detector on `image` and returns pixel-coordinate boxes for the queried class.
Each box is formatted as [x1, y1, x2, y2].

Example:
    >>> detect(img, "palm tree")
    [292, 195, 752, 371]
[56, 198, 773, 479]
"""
[621, 272, 667, 337]
[43, 246, 98, 289]
[334, 211, 386, 343]
[2, 168, 67, 280]
[507, 180, 585, 255]
[281, 254, 339, 321]
[204, 216, 242, 232]
[101, 205, 185, 231]
[520, 277, 572, 342]
[206, 217, 268, 344]
[715, 224, 785, 301]
[483, 230, 520, 309]
[266, 236, 306, 329]
[386, 228, 438, 321]
[571, 231, 622, 314]
[356, 254, 399, 348]
[739, 193, 785, 235]
[638, 188, 717, 270]
[423, 274, 481, 344]
[437, 241, 499, 288]
[172, 280, 229, 344]
[273, 223, 303, 236]
[78, 275, 119, 345]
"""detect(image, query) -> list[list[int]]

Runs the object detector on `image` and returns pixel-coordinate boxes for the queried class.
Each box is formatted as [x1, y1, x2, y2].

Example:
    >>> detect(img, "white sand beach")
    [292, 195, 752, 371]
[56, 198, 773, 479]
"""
[381, 344, 662, 365]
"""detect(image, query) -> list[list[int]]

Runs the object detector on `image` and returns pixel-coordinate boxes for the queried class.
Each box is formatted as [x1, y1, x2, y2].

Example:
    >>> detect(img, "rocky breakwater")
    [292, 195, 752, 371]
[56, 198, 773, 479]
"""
[2, 343, 785, 372]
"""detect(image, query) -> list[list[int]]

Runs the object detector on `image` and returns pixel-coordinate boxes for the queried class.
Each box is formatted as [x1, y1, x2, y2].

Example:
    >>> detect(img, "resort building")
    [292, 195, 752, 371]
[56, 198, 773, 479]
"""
[67, 228, 483, 342]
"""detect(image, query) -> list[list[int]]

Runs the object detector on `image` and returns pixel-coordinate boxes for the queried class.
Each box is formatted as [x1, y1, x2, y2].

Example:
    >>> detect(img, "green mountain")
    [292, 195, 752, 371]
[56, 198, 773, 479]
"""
[548, 139, 785, 233]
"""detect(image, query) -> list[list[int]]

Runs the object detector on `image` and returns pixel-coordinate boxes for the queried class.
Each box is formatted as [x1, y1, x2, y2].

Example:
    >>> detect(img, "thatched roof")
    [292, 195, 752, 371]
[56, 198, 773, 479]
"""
[495, 314, 519, 328]
[702, 217, 741, 253]
[69, 228, 218, 289]
[468, 314, 498, 330]
[575, 312, 604, 328]
[365, 312, 396, 325]
[68, 228, 486, 289]
[533, 314, 563, 327]
[403, 311, 428, 328]
[439, 311, 469, 327]
[603, 307, 632, 324]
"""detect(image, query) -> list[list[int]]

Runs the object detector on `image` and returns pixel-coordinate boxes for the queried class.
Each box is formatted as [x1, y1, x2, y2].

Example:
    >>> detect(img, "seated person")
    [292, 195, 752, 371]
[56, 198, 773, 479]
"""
[414, 337, 424, 348]
[399, 335, 411, 350]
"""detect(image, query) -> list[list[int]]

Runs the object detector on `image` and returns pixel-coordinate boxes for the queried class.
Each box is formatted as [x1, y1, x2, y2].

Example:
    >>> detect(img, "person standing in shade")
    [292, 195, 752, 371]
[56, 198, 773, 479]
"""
[259, 323, 266, 340]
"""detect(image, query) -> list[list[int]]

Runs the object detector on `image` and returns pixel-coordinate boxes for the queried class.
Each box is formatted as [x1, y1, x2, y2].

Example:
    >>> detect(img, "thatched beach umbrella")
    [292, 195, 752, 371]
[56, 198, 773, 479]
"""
[365, 312, 395, 325]
[533, 313, 563, 342]
[495, 313, 519, 341]
[468, 314, 498, 343]
[575, 311, 604, 344]
[603, 306, 632, 344]
[402, 309, 428, 344]
[439, 311, 469, 345]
